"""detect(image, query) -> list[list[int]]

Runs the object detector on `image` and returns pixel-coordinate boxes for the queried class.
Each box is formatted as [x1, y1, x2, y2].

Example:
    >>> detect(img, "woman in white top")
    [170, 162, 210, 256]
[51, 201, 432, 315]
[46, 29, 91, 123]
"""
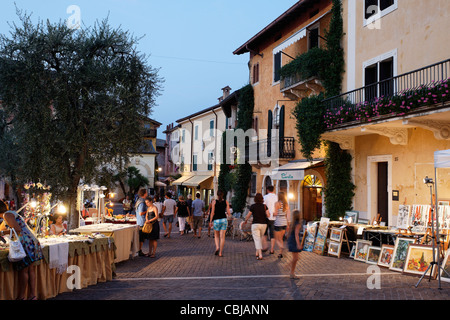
[273, 192, 290, 259]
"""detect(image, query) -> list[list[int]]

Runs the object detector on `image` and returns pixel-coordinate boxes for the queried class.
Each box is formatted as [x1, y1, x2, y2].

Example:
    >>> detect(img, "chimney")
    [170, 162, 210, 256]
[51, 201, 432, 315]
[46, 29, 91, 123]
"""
[222, 86, 231, 100]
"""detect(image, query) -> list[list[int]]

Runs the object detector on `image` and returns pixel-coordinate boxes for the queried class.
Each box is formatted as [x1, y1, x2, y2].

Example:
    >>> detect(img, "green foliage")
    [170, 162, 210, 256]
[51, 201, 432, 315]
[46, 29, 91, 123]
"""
[126, 166, 150, 195]
[292, 93, 325, 161]
[323, 142, 355, 221]
[229, 84, 254, 214]
[279, 47, 329, 81]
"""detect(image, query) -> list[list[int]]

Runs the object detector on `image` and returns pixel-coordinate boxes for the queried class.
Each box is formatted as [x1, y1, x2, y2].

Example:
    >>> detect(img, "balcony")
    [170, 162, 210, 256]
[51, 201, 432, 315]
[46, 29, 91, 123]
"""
[323, 59, 450, 131]
[247, 137, 296, 166]
[279, 47, 327, 100]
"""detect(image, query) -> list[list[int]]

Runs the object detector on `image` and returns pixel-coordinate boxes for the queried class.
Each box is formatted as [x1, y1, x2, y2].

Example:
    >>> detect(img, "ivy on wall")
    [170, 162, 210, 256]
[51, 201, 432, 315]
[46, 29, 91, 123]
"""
[323, 141, 355, 220]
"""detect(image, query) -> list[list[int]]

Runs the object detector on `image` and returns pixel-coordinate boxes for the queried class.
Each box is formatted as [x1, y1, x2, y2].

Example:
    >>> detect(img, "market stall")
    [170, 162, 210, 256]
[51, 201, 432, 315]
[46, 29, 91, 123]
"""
[70, 223, 139, 263]
[0, 234, 115, 300]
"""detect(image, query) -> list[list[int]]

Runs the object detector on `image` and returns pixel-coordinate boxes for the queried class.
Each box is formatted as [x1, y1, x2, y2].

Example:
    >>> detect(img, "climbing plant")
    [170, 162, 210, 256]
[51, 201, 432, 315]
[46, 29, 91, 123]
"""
[230, 84, 254, 214]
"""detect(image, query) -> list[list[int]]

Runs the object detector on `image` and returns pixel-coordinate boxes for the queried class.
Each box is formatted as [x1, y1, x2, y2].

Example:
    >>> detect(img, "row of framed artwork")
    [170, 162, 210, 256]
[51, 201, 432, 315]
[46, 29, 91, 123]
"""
[397, 204, 450, 231]
[351, 237, 450, 281]
[301, 217, 450, 282]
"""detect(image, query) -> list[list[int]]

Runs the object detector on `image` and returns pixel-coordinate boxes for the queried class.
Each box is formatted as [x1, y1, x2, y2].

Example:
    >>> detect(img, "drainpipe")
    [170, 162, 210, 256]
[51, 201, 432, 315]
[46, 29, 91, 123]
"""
[212, 108, 219, 199]
[189, 118, 194, 173]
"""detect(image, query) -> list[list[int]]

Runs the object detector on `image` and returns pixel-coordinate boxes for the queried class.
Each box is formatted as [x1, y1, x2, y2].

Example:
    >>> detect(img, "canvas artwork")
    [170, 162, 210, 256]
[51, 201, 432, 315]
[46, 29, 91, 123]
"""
[397, 205, 410, 229]
[354, 240, 372, 262]
[366, 246, 382, 265]
[313, 218, 330, 255]
[390, 237, 416, 272]
[330, 228, 343, 242]
[378, 245, 395, 268]
[344, 211, 358, 224]
[441, 249, 450, 283]
[303, 223, 317, 252]
[328, 241, 342, 257]
[349, 244, 356, 258]
[410, 205, 430, 232]
[403, 244, 437, 277]
[438, 205, 450, 230]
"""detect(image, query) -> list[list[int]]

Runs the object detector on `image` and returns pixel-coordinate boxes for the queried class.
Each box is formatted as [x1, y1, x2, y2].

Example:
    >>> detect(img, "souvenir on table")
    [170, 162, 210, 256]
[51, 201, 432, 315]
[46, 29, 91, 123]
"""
[313, 217, 330, 255]
[354, 240, 372, 262]
[390, 237, 416, 272]
[437, 205, 450, 230]
[366, 246, 382, 265]
[303, 222, 317, 252]
[410, 205, 430, 232]
[403, 244, 437, 277]
[378, 245, 395, 268]
[441, 249, 450, 283]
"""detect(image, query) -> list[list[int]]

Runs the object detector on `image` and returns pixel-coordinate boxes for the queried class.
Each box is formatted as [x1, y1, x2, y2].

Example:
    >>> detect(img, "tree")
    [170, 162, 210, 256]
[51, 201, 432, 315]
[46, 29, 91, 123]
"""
[126, 166, 149, 196]
[0, 11, 162, 228]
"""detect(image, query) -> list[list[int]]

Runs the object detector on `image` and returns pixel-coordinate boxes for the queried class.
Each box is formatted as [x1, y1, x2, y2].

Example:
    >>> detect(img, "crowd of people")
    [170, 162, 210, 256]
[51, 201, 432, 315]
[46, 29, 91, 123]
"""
[129, 185, 305, 279]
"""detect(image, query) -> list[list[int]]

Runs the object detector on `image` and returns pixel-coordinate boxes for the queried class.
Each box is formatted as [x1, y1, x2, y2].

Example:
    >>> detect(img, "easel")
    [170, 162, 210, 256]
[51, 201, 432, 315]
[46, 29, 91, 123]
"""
[327, 227, 351, 258]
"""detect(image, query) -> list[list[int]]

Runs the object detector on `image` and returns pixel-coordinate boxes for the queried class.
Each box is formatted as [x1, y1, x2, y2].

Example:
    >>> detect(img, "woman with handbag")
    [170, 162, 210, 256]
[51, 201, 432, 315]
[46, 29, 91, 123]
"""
[0, 201, 43, 300]
[144, 197, 160, 258]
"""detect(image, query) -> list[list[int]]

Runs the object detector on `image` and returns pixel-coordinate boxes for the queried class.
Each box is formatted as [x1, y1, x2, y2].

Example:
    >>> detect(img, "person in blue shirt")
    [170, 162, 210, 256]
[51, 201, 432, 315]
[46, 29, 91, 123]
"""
[135, 189, 148, 257]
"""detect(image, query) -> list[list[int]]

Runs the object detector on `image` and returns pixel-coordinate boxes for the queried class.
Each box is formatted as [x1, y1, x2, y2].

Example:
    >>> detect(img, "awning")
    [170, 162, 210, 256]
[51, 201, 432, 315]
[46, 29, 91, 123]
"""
[182, 175, 213, 187]
[272, 10, 331, 55]
[271, 160, 322, 181]
[172, 175, 193, 186]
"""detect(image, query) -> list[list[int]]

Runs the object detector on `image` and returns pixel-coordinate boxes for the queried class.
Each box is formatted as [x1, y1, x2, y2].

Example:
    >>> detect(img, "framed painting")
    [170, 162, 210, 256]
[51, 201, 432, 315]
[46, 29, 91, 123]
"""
[344, 211, 358, 224]
[328, 241, 342, 258]
[303, 223, 317, 252]
[349, 244, 356, 258]
[403, 244, 437, 277]
[354, 240, 372, 262]
[378, 245, 395, 268]
[366, 246, 382, 265]
[313, 230, 327, 255]
[397, 205, 410, 229]
[330, 228, 343, 243]
[390, 237, 416, 272]
[441, 249, 450, 283]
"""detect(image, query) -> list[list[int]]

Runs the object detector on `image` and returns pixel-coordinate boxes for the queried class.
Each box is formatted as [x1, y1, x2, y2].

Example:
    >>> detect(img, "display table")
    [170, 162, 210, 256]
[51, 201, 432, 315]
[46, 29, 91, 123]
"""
[0, 235, 116, 300]
[70, 223, 139, 263]
[83, 217, 137, 225]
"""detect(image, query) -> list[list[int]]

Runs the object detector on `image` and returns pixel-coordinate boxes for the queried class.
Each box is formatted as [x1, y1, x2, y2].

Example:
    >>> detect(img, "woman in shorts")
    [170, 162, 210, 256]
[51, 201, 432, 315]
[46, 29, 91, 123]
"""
[273, 192, 290, 259]
[209, 190, 231, 257]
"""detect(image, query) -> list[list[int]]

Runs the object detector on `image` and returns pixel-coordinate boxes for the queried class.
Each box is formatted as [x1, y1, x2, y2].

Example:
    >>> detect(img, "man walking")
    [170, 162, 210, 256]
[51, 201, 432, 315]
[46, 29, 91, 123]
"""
[263, 186, 278, 254]
[191, 193, 205, 238]
[161, 192, 177, 238]
[135, 189, 148, 257]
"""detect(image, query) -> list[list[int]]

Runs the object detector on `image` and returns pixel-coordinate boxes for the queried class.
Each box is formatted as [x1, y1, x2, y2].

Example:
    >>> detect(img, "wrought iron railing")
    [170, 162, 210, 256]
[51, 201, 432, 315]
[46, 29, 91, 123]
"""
[248, 137, 295, 162]
[323, 59, 450, 128]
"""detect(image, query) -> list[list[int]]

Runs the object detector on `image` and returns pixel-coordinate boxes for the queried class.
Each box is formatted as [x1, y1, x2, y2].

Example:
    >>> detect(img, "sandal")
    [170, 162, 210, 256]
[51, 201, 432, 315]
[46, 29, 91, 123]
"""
[28, 296, 38, 300]
[256, 256, 263, 260]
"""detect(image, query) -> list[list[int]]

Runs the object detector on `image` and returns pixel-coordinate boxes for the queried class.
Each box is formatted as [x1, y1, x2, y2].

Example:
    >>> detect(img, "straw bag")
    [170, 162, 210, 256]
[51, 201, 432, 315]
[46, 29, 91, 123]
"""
[142, 221, 154, 234]
[8, 228, 26, 262]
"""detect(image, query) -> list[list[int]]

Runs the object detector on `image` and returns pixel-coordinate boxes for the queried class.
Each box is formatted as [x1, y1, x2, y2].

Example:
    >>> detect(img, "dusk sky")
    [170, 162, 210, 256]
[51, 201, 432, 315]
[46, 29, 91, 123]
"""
[0, 0, 298, 137]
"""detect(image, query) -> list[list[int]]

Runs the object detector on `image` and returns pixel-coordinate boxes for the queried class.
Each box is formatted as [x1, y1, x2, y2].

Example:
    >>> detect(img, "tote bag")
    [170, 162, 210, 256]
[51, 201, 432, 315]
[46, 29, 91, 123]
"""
[8, 228, 26, 262]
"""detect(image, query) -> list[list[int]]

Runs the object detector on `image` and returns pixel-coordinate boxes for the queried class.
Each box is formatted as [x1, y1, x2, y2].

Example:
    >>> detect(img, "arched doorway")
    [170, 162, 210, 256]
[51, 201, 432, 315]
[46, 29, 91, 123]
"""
[302, 175, 323, 222]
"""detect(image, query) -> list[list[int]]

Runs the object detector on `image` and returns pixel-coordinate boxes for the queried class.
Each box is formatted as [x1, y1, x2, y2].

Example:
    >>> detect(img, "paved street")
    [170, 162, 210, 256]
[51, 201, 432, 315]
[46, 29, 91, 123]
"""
[50, 220, 450, 306]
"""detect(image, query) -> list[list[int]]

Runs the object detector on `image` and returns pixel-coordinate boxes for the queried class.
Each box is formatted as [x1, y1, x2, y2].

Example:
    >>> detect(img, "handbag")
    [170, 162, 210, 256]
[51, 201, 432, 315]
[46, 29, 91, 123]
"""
[142, 221, 154, 234]
[8, 228, 27, 262]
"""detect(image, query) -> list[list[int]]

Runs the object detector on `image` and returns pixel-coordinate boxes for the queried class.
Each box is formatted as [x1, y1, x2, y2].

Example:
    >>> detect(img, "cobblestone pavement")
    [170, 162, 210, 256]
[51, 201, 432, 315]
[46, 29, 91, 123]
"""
[51, 221, 450, 304]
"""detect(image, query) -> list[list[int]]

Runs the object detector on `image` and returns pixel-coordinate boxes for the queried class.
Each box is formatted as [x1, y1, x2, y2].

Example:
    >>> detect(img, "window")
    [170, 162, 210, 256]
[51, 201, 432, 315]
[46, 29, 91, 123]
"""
[209, 119, 215, 137]
[207, 152, 214, 171]
[364, 0, 396, 22]
[308, 27, 319, 50]
[364, 55, 394, 101]
[181, 129, 185, 143]
[273, 51, 282, 83]
[193, 154, 198, 172]
[194, 125, 199, 141]
[250, 173, 257, 196]
[252, 63, 259, 84]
